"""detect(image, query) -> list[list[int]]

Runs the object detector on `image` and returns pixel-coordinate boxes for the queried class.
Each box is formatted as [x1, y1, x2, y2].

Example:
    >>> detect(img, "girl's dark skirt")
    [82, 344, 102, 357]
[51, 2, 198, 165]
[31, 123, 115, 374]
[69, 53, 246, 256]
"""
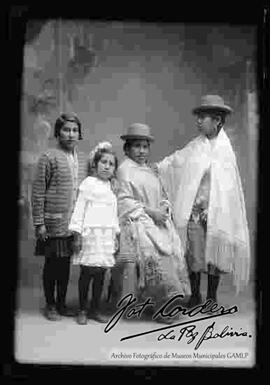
[34, 235, 74, 258]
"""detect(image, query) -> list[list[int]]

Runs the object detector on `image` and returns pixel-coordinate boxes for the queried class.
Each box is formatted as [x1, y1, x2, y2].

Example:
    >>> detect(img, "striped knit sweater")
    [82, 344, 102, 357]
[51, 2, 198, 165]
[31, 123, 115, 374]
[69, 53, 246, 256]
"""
[32, 147, 88, 237]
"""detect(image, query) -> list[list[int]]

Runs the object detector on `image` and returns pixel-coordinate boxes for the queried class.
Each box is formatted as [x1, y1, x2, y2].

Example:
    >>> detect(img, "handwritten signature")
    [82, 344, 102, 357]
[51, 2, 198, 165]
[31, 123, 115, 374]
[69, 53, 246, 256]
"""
[104, 294, 252, 349]
[156, 322, 252, 350]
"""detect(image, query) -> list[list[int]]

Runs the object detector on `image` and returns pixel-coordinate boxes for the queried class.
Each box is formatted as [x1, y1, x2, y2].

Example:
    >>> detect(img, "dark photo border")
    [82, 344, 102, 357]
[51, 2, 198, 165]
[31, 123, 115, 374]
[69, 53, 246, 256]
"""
[3, 4, 267, 379]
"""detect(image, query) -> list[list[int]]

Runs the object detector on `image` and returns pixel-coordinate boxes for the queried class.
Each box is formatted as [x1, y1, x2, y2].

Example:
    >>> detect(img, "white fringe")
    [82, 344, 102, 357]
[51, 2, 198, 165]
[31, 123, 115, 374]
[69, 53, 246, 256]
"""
[205, 234, 250, 294]
[178, 225, 250, 294]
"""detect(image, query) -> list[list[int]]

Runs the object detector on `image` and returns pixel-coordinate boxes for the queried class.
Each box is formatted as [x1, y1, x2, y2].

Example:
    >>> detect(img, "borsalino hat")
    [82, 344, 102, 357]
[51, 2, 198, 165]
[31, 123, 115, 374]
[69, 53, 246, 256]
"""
[192, 95, 233, 115]
[120, 123, 154, 142]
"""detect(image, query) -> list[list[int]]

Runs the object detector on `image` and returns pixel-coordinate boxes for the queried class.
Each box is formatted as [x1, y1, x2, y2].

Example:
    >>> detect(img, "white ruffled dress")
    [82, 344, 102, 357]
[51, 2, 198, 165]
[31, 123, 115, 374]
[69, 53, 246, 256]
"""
[69, 176, 120, 267]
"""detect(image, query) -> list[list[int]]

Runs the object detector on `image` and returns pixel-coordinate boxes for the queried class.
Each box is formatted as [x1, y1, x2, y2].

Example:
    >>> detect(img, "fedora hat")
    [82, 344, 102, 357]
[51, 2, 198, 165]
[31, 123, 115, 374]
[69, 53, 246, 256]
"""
[192, 95, 233, 115]
[120, 123, 154, 141]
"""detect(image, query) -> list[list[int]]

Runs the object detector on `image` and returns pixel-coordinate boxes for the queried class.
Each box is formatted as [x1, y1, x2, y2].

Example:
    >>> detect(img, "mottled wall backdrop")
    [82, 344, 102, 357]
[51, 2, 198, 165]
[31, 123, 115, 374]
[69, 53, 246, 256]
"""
[19, 20, 258, 279]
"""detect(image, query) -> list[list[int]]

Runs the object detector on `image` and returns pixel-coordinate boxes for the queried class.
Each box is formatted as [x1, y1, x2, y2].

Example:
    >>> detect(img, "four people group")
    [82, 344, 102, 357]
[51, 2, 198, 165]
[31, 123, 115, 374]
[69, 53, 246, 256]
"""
[31, 95, 251, 325]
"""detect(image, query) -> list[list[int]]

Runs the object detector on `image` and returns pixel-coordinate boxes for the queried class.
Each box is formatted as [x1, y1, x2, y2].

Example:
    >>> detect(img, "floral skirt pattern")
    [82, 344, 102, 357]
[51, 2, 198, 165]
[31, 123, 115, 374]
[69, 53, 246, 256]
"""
[117, 217, 191, 306]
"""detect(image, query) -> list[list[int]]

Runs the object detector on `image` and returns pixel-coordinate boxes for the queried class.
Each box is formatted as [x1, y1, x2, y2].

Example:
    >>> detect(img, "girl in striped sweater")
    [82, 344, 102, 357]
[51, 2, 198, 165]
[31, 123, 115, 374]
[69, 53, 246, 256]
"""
[32, 113, 86, 321]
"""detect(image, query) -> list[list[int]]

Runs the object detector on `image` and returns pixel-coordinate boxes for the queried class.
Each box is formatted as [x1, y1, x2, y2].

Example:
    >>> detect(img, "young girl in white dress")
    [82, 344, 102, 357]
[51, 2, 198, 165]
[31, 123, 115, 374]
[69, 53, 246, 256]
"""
[69, 142, 120, 325]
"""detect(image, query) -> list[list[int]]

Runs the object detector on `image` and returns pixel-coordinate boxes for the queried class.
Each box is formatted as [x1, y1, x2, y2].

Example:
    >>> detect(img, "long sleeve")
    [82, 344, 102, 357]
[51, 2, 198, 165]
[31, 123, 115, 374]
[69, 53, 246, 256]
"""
[156, 143, 194, 206]
[156, 152, 176, 175]
[31, 153, 51, 226]
[156, 151, 181, 205]
[68, 183, 88, 234]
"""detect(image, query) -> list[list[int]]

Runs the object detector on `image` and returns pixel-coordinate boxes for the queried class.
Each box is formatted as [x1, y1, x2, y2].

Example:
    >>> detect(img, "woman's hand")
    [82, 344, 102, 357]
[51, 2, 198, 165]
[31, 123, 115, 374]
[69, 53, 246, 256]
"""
[160, 199, 171, 216]
[35, 224, 48, 240]
[145, 207, 168, 226]
[201, 208, 208, 224]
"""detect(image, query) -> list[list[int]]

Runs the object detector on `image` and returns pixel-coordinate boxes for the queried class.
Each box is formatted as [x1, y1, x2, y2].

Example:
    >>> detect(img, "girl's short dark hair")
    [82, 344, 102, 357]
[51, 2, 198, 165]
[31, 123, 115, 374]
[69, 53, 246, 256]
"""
[123, 138, 150, 155]
[54, 113, 82, 139]
[88, 148, 118, 176]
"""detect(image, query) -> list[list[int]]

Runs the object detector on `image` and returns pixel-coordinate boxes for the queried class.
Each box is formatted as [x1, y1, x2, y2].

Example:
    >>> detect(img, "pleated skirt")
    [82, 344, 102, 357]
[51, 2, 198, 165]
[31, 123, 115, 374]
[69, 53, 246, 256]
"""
[34, 235, 74, 258]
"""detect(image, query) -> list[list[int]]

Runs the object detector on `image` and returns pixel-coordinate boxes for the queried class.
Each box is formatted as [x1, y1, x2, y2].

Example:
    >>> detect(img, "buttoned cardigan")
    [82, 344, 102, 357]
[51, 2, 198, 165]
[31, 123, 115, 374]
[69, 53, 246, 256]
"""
[32, 147, 87, 237]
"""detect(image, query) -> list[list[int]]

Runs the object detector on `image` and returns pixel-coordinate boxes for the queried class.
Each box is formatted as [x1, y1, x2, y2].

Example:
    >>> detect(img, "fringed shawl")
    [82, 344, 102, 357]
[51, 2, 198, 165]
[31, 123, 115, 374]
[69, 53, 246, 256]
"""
[158, 129, 250, 293]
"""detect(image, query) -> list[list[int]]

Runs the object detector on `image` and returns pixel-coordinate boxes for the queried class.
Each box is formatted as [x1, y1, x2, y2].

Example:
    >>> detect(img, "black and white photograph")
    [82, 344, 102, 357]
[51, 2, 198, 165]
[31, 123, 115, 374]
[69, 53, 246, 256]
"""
[11, 12, 264, 371]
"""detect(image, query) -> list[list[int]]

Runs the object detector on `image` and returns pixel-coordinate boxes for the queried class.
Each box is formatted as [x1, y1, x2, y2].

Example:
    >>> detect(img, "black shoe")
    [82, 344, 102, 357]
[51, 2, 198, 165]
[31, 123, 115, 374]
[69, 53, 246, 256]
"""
[76, 310, 88, 325]
[186, 294, 203, 308]
[206, 296, 217, 303]
[204, 298, 225, 314]
[57, 305, 75, 317]
[44, 305, 61, 321]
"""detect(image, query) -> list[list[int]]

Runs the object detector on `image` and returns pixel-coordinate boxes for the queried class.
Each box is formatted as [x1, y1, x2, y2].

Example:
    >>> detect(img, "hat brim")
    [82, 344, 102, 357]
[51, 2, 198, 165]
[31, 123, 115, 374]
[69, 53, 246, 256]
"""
[192, 105, 233, 115]
[120, 134, 154, 142]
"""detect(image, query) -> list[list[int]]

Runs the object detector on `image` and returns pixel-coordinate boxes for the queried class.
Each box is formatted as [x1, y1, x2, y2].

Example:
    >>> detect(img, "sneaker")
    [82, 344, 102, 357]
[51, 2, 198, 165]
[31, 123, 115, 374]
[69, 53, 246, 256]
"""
[44, 306, 61, 321]
[76, 310, 88, 325]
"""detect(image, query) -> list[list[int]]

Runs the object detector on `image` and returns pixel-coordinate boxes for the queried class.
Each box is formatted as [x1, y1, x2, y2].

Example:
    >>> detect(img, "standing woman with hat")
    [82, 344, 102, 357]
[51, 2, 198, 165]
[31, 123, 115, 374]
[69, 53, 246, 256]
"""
[110, 123, 190, 323]
[157, 95, 250, 307]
